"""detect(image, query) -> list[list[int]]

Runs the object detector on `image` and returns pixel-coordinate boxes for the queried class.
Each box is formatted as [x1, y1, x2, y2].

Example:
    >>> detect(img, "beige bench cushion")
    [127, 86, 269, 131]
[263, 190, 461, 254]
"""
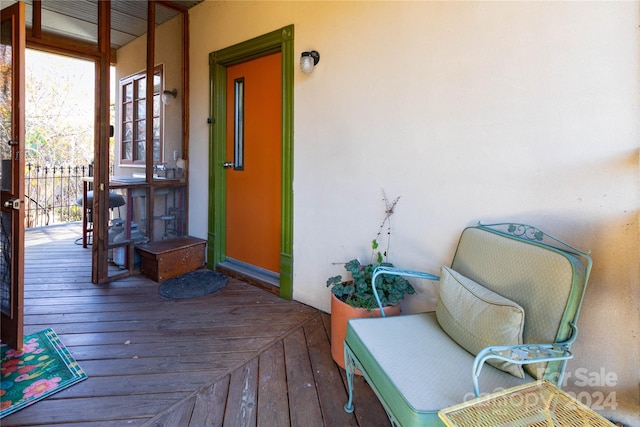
[345, 312, 533, 426]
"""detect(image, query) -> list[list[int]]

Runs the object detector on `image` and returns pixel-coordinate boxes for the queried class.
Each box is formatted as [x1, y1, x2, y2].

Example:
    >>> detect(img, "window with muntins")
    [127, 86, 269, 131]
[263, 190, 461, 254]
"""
[120, 66, 163, 165]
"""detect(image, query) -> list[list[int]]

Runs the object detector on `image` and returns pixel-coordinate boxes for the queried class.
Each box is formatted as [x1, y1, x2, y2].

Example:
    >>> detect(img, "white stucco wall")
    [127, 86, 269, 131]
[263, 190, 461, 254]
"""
[188, 1, 639, 424]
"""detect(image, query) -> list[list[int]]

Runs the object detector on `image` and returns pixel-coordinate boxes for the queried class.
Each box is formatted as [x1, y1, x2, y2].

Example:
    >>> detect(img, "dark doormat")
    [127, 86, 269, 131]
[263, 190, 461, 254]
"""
[158, 269, 228, 299]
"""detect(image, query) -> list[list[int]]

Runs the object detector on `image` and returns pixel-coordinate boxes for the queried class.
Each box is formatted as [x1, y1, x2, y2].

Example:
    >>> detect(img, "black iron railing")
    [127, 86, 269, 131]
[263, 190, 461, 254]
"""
[24, 163, 92, 228]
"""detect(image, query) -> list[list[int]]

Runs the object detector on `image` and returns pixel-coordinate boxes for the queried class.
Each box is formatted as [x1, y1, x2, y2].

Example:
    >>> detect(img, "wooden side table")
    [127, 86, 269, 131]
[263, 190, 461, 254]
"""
[439, 380, 615, 427]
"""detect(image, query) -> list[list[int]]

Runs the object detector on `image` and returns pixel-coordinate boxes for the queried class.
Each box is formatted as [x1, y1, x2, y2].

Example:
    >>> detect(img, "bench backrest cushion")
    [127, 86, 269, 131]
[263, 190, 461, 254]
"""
[450, 226, 588, 379]
[436, 265, 525, 378]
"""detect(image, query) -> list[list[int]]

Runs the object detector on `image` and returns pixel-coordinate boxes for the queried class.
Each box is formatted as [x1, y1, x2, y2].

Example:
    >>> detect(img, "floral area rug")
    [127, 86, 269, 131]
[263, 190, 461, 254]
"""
[0, 328, 87, 418]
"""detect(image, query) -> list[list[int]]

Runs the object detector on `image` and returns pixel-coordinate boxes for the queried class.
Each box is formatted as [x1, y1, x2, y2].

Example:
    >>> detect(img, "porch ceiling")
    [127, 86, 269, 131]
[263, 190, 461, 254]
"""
[4, 0, 203, 49]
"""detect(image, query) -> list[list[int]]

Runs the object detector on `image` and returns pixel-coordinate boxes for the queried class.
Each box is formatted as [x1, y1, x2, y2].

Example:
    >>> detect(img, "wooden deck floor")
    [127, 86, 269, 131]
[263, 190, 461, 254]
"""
[3, 223, 390, 426]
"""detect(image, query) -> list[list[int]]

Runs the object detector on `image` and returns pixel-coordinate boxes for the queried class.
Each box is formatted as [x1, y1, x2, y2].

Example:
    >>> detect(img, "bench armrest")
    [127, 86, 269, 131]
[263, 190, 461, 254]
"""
[472, 344, 573, 396]
[371, 266, 440, 314]
[472, 323, 578, 396]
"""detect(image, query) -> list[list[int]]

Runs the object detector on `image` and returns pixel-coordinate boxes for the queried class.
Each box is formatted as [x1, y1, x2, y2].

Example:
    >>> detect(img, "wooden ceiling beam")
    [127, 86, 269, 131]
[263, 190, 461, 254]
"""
[26, 29, 118, 64]
[158, 1, 190, 13]
[26, 0, 117, 63]
[32, 0, 41, 38]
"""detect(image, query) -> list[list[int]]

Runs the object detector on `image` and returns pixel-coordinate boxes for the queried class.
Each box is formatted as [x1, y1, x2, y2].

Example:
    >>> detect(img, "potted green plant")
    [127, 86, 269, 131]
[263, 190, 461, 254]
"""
[326, 194, 415, 369]
[326, 254, 415, 310]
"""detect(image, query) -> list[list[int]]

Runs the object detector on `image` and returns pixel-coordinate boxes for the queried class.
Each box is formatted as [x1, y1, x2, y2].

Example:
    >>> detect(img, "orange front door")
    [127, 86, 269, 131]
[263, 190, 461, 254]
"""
[225, 53, 282, 274]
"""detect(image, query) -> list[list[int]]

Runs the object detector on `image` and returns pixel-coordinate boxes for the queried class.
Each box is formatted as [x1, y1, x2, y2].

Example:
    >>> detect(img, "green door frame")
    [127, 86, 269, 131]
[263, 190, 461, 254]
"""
[208, 25, 294, 300]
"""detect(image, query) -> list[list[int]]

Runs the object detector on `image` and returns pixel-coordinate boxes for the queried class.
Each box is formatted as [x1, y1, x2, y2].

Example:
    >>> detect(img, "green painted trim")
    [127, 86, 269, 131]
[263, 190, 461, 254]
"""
[279, 27, 294, 300]
[208, 25, 294, 300]
[207, 53, 227, 267]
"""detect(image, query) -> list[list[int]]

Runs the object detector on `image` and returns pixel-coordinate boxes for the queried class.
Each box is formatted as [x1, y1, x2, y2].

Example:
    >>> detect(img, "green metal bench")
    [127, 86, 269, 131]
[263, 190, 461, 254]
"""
[343, 222, 592, 426]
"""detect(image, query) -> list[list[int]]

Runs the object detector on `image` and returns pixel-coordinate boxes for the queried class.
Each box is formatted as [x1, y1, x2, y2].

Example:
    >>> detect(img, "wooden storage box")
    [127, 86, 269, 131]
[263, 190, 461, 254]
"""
[136, 236, 206, 282]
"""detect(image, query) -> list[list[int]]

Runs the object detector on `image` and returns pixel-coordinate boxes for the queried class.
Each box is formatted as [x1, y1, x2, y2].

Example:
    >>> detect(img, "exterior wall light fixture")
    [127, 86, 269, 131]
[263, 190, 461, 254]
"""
[300, 51, 320, 74]
[162, 89, 177, 105]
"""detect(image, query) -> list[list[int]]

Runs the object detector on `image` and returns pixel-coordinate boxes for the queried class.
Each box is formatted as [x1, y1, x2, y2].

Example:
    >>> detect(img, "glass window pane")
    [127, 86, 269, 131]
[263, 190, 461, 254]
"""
[124, 83, 133, 102]
[234, 78, 244, 170]
[153, 140, 160, 163]
[153, 74, 161, 94]
[136, 140, 145, 161]
[124, 102, 133, 122]
[123, 142, 132, 160]
[124, 122, 133, 142]
[137, 100, 145, 119]
[153, 95, 160, 116]
[137, 78, 146, 99]
[153, 118, 160, 139]
[137, 120, 146, 140]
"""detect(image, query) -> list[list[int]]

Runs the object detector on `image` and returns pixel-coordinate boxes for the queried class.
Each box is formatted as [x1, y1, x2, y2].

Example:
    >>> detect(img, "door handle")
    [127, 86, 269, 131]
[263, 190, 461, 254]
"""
[3, 198, 21, 210]
[223, 161, 234, 169]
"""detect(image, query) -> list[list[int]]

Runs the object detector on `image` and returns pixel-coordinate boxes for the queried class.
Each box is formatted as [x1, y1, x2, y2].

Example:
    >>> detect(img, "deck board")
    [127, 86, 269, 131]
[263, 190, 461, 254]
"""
[224, 357, 259, 427]
[190, 377, 230, 426]
[257, 342, 290, 427]
[304, 315, 360, 427]
[284, 328, 324, 427]
[2, 224, 390, 426]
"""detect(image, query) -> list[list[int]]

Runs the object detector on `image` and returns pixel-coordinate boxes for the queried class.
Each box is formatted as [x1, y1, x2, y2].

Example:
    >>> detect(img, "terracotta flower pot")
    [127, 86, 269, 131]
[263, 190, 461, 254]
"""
[330, 293, 401, 370]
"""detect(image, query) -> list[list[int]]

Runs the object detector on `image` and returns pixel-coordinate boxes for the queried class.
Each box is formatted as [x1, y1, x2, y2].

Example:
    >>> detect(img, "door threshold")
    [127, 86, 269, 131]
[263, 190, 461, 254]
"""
[217, 259, 280, 296]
